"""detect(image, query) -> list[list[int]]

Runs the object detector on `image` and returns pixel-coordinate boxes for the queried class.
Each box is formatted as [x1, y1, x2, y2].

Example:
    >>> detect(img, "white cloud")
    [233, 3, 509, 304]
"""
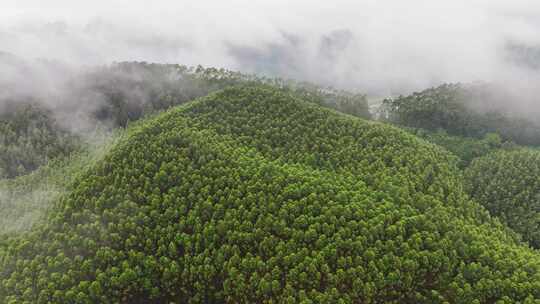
[0, 0, 540, 97]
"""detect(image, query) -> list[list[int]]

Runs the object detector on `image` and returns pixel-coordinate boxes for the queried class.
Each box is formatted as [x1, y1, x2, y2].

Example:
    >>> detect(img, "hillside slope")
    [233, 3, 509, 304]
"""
[1, 86, 539, 303]
[402, 128, 513, 168]
[0, 132, 116, 234]
[465, 149, 540, 248]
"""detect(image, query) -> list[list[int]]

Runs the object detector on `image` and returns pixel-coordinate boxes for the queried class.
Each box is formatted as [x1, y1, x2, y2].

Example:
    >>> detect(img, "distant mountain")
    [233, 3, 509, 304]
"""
[505, 42, 540, 70]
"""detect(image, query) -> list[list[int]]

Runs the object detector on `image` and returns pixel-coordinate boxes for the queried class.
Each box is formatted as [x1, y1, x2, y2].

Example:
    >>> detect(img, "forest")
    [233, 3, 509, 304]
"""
[380, 83, 540, 146]
[0, 63, 540, 303]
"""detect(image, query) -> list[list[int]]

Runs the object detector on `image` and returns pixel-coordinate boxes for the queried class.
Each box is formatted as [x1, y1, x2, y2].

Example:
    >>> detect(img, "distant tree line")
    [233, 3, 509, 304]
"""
[380, 83, 540, 146]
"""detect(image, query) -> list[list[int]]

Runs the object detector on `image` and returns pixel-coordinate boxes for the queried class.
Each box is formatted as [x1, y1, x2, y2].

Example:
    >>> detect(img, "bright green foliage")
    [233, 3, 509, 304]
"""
[1, 86, 539, 303]
[0, 103, 80, 178]
[465, 149, 540, 248]
[381, 83, 540, 146]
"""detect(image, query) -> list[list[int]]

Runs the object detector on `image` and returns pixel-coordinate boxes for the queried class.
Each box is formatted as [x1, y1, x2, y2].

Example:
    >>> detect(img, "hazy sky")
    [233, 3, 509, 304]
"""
[2, 0, 540, 95]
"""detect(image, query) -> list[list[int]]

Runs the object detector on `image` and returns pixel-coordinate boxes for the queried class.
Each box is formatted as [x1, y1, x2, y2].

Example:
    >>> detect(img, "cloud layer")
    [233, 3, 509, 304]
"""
[1, 0, 540, 97]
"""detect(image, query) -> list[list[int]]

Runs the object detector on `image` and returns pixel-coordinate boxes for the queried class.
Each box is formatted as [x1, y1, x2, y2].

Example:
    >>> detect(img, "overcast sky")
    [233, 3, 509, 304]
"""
[1, 0, 540, 95]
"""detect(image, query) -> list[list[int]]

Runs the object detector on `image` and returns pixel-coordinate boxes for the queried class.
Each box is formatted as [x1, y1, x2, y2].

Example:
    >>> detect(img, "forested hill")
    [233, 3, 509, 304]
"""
[381, 83, 540, 146]
[0, 62, 370, 179]
[1, 85, 540, 303]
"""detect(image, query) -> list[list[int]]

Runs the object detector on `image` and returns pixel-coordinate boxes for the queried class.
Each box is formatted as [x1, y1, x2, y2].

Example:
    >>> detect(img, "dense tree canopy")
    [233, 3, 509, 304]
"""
[84, 63, 371, 127]
[0, 103, 80, 179]
[465, 149, 540, 248]
[380, 83, 540, 146]
[0, 62, 370, 179]
[1, 85, 539, 303]
[403, 128, 513, 168]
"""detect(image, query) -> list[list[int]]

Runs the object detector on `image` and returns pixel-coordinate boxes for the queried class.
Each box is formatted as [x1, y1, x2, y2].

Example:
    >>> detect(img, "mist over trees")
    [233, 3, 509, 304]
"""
[1, 1, 540, 301]
[0, 103, 80, 178]
[380, 83, 540, 146]
[0, 59, 539, 302]
[0, 61, 370, 179]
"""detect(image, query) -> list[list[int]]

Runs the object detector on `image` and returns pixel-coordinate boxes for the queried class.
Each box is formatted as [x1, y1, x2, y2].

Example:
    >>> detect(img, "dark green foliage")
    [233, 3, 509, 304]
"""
[1, 63, 370, 179]
[83, 63, 216, 127]
[0, 103, 80, 179]
[1, 86, 539, 303]
[465, 149, 540, 248]
[85, 62, 371, 128]
[404, 128, 513, 167]
[381, 83, 540, 146]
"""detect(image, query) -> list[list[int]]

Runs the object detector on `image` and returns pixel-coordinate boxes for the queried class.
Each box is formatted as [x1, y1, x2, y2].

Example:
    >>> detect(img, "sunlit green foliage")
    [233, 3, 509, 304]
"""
[465, 149, 540, 248]
[1, 86, 539, 303]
